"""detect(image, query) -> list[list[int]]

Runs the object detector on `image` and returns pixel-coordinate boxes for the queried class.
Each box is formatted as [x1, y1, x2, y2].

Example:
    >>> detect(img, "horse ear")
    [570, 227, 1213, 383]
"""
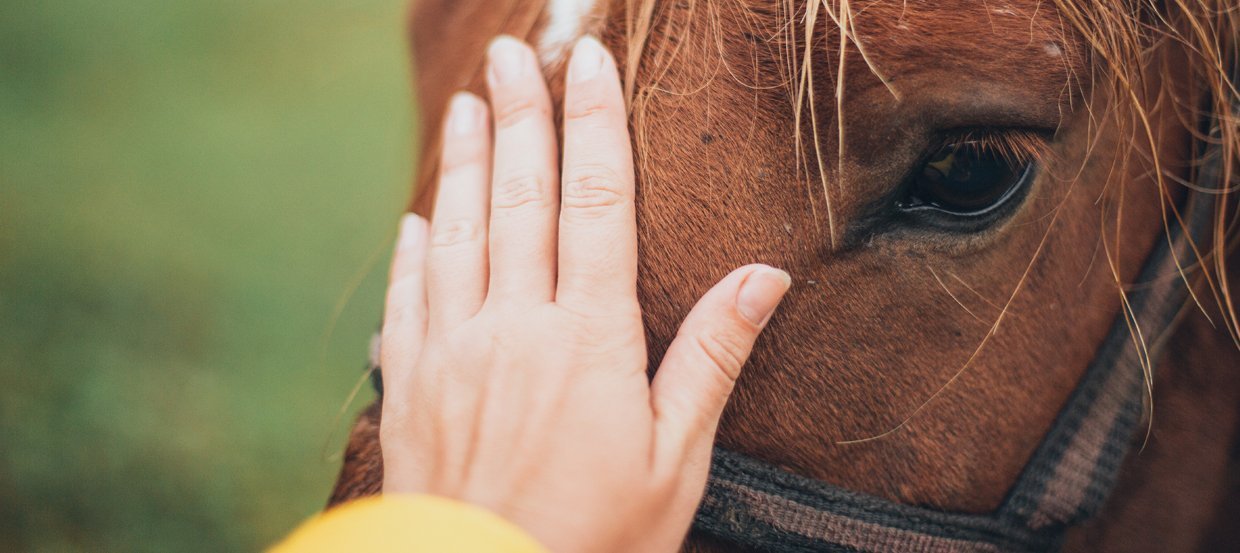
[406, 0, 550, 216]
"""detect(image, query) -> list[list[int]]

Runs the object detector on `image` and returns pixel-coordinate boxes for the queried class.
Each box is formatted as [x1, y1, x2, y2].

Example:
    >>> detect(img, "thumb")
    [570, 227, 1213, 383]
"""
[651, 264, 791, 457]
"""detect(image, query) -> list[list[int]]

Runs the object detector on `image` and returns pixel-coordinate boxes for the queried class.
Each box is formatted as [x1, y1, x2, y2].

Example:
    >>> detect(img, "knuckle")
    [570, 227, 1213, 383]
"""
[492, 96, 549, 129]
[492, 173, 550, 210]
[564, 96, 612, 121]
[439, 141, 486, 176]
[561, 166, 629, 216]
[690, 331, 746, 383]
[386, 273, 423, 298]
[440, 156, 478, 178]
[609, 299, 643, 322]
[557, 295, 640, 323]
[429, 218, 482, 247]
[382, 296, 423, 330]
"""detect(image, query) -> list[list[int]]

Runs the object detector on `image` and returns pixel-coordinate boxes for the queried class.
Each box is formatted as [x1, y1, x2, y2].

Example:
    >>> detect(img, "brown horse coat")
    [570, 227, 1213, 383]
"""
[332, 1, 1240, 551]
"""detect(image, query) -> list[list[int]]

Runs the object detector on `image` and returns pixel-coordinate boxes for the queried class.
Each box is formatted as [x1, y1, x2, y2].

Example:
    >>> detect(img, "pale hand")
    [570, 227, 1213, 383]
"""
[378, 35, 791, 553]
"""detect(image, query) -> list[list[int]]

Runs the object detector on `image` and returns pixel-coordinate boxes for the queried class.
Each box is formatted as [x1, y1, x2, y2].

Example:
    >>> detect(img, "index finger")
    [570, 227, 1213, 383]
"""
[555, 36, 637, 311]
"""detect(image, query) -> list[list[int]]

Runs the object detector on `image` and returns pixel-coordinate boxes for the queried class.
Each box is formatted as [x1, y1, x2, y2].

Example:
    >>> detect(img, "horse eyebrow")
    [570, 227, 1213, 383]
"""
[537, 0, 602, 68]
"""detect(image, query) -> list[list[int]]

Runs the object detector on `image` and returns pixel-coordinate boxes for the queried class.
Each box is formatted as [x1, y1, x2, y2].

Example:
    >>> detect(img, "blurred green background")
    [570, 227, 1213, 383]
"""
[1, 0, 415, 550]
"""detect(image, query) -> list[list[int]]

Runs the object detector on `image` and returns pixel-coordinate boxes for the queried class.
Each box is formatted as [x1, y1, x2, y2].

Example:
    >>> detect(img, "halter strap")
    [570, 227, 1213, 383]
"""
[691, 184, 1217, 553]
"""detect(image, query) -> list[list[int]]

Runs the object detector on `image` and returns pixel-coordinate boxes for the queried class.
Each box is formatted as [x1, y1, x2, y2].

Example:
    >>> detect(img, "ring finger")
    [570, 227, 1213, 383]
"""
[426, 92, 492, 328]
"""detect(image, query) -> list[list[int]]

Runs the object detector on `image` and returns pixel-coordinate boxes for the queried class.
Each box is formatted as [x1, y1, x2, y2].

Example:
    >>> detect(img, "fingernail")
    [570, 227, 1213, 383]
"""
[397, 213, 427, 251]
[447, 92, 481, 135]
[488, 35, 528, 84]
[567, 36, 606, 84]
[736, 266, 792, 326]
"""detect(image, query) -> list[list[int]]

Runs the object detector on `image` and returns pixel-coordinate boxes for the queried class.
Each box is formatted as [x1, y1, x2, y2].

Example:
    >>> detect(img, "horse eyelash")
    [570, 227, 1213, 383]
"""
[942, 128, 1055, 166]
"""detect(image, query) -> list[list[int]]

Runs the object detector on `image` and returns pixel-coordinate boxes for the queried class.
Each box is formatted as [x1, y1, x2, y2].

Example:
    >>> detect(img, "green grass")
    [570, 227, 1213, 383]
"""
[1, 1, 415, 550]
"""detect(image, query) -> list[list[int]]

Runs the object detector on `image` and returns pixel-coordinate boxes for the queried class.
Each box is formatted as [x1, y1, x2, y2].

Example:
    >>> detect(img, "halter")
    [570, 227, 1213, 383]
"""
[363, 103, 1229, 553]
[682, 78, 1234, 550]
[692, 190, 1213, 552]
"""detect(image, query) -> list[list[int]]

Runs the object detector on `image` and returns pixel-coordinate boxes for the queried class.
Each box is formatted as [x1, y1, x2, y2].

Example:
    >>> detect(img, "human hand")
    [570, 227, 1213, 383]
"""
[378, 34, 790, 553]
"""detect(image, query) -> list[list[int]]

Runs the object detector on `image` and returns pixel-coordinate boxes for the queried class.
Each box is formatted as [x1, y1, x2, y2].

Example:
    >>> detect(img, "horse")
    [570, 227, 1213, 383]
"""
[328, 1, 1239, 551]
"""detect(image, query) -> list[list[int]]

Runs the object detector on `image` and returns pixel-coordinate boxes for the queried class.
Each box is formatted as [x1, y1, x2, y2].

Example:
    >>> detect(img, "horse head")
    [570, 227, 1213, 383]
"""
[332, 1, 1239, 550]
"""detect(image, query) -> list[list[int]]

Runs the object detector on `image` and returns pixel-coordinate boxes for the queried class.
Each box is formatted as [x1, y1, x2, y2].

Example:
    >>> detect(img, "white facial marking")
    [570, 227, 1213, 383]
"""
[539, 0, 600, 68]
[1044, 42, 1063, 57]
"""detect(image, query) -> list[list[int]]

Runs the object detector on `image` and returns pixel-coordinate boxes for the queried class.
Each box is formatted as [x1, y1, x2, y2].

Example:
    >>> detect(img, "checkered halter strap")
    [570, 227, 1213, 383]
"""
[686, 70, 1238, 549]
[689, 182, 1219, 552]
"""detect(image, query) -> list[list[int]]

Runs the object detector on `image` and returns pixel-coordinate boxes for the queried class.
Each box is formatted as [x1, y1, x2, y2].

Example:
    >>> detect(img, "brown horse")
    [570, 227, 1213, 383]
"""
[330, 1, 1239, 551]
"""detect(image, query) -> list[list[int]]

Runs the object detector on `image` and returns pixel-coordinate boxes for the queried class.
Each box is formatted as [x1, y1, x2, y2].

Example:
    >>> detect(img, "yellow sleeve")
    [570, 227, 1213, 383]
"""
[270, 495, 549, 553]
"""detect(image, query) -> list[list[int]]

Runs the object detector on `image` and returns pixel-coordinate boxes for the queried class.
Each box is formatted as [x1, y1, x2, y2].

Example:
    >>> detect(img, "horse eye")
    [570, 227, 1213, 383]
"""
[896, 141, 1033, 217]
